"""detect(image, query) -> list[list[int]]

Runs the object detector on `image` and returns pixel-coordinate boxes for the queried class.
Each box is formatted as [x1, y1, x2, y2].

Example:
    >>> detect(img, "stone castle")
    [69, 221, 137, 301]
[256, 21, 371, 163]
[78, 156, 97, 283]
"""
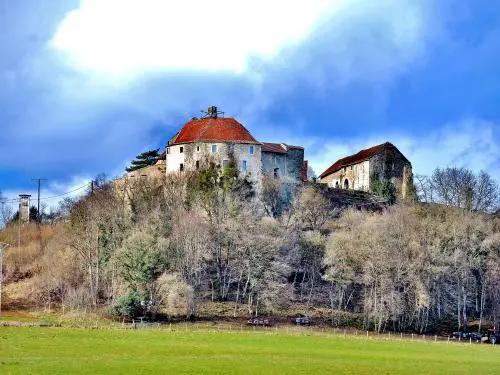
[126, 106, 306, 185]
[124, 106, 413, 199]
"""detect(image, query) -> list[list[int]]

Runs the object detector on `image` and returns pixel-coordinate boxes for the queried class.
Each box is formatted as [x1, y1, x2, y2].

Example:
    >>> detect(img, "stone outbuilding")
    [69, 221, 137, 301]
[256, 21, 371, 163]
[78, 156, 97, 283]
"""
[261, 143, 305, 182]
[319, 142, 413, 199]
[165, 106, 306, 184]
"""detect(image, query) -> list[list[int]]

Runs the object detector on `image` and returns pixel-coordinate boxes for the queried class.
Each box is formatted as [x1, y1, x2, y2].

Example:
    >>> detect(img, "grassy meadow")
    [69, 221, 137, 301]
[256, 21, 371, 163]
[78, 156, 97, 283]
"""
[1, 327, 498, 374]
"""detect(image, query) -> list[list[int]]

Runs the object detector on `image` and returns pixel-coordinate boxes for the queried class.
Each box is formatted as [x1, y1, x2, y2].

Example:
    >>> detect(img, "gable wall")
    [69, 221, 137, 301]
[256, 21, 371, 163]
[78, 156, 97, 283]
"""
[261, 147, 304, 182]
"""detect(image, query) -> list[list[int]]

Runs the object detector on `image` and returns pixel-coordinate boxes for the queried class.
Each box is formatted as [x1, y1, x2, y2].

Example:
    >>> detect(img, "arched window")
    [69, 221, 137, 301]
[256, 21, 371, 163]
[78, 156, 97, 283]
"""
[335, 181, 339, 188]
[344, 179, 349, 189]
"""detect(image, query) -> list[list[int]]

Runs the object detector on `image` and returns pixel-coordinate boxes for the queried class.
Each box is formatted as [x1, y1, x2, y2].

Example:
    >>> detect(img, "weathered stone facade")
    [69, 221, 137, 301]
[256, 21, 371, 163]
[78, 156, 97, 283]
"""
[166, 142, 262, 183]
[319, 142, 413, 199]
[125, 159, 166, 181]
[321, 160, 370, 191]
[261, 144, 305, 182]
[19, 194, 31, 224]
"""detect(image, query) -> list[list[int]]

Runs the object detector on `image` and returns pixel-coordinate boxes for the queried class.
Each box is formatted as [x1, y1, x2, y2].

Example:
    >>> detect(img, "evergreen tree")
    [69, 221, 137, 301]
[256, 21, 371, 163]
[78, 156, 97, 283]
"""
[126, 149, 160, 172]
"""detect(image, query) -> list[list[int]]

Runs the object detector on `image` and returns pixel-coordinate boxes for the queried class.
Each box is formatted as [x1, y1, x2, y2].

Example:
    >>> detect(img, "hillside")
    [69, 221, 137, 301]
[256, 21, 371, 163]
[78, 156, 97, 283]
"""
[0, 173, 499, 335]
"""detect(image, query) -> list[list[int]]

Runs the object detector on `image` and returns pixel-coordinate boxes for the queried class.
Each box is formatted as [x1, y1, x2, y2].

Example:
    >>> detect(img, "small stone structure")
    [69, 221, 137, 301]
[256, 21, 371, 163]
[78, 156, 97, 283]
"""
[18, 194, 31, 224]
[319, 142, 413, 199]
[125, 152, 166, 181]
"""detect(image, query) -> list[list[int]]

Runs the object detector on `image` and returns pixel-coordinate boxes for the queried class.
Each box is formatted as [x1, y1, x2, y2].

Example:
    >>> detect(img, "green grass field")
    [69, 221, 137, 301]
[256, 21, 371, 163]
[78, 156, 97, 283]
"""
[1, 327, 498, 374]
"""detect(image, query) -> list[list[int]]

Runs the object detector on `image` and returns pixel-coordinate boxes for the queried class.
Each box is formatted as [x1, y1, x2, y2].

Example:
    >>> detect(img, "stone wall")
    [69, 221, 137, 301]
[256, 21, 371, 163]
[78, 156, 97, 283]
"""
[166, 142, 262, 183]
[261, 147, 304, 183]
[369, 148, 413, 198]
[19, 195, 31, 224]
[126, 161, 166, 181]
[320, 160, 370, 192]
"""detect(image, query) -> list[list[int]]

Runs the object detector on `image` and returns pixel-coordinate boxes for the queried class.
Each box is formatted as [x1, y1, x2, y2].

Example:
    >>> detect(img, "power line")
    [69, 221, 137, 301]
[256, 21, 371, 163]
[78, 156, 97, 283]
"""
[38, 184, 90, 200]
[0, 183, 90, 204]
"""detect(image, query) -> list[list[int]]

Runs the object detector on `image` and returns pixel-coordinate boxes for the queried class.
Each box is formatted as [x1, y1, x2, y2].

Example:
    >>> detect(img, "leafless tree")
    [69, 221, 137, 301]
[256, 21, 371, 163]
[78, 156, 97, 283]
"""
[426, 167, 499, 212]
[0, 191, 14, 227]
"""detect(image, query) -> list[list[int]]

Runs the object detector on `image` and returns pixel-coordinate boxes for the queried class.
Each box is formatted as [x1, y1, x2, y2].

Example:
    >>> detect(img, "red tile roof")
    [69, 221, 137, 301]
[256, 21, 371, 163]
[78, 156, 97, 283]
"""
[169, 117, 259, 145]
[319, 142, 407, 179]
[262, 142, 304, 153]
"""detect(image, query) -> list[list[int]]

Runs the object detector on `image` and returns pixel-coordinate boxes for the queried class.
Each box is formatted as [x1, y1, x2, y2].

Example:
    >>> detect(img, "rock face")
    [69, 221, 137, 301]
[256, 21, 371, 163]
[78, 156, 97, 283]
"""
[319, 142, 413, 200]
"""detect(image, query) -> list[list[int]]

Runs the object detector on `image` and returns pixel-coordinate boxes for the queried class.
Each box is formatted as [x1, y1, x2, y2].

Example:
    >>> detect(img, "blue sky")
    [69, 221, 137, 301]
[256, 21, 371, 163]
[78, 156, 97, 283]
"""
[0, 0, 499, 207]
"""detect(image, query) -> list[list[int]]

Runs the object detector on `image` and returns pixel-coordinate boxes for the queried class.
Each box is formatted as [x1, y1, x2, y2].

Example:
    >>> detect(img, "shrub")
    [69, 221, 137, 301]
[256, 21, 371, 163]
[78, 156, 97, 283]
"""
[110, 291, 144, 320]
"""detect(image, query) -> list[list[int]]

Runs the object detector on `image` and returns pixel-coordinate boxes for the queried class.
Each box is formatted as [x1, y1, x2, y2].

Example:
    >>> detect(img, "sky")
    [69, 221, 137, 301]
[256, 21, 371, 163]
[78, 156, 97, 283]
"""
[0, 0, 499, 210]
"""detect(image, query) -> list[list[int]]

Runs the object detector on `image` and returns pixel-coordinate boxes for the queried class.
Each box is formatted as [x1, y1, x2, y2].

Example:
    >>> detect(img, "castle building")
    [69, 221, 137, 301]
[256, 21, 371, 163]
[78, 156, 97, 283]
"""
[319, 142, 413, 199]
[165, 106, 306, 183]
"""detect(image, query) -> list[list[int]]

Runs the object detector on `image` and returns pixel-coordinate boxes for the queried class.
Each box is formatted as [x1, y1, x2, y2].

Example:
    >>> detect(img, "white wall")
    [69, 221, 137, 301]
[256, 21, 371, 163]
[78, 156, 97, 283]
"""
[166, 144, 185, 173]
[166, 142, 262, 183]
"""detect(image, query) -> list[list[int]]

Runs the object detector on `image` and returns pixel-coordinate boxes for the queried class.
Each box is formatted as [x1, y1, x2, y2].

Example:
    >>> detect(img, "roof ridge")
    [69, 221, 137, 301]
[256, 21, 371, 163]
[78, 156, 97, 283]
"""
[319, 142, 394, 179]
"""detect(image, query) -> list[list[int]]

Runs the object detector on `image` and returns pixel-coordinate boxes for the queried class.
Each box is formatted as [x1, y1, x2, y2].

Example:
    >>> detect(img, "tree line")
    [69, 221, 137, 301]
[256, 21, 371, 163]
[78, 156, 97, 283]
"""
[1, 165, 499, 333]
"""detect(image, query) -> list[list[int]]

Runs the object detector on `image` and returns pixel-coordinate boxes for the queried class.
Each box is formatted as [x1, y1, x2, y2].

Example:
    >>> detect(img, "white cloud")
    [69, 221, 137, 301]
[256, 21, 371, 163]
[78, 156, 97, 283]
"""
[309, 120, 500, 181]
[50, 0, 339, 77]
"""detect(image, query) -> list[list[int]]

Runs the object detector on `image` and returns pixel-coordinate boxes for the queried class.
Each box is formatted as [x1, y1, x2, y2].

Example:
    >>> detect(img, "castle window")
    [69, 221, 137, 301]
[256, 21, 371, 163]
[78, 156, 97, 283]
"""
[196, 161, 200, 169]
[274, 168, 279, 178]
[166, 147, 170, 154]
[197, 146, 200, 152]
[223, 159, 229, 169]
[242, 160, 247, 173]
[180, 163, 184, 172]
[350, 166, 353, 170]
[249, 145, 254, 155]
[211, 144, 217, 153]
[180, 146, 184, 153]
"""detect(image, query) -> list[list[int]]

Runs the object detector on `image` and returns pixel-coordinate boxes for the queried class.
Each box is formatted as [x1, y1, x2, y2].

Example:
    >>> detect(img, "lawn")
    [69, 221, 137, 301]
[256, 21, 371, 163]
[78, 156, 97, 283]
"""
[0, 327, 498, 374]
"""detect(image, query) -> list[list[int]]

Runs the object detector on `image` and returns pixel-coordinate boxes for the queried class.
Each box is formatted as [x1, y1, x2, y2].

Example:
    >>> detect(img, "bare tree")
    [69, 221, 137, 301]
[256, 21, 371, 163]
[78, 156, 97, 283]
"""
[0, 191, 13, 227]
[429, 167, 499, 212]
[292, 186, 332, 231]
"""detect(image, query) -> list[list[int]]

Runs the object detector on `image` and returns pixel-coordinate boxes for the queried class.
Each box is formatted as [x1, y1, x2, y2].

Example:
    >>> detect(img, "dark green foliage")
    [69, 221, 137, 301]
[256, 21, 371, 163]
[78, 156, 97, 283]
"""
[117, 233, 168, 293]
[371, 175, 397, 204]
[193, 160, 254, 220]
[126, 149, 160, 172]
[29, 206, 38, 222]
[110, 291, 144, 319]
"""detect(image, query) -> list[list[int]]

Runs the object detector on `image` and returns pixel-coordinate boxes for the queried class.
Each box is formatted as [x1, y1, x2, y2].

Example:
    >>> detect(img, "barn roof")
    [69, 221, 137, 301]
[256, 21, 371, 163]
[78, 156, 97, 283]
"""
[169, 117, 259, 145]
[319, 142, 408, 179]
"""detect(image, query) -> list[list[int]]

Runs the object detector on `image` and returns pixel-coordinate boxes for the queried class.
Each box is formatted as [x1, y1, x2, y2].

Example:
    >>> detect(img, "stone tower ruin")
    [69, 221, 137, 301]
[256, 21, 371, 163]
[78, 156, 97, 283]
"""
[19, 194, 31, 224]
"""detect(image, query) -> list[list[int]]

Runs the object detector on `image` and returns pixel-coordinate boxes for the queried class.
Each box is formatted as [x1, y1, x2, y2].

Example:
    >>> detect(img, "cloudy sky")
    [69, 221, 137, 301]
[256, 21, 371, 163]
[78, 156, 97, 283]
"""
[1, 0, 499, 206]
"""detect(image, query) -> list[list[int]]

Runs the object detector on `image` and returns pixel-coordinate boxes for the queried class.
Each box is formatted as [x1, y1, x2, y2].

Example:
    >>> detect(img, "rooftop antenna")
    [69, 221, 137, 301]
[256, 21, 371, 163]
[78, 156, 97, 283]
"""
[201, 105, 224, 119]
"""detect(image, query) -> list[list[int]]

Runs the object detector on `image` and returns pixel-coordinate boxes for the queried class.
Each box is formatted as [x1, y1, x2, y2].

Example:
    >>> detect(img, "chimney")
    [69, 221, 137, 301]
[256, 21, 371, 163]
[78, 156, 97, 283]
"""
[19, 194, 31, 224]
[207, 106, 218, 118]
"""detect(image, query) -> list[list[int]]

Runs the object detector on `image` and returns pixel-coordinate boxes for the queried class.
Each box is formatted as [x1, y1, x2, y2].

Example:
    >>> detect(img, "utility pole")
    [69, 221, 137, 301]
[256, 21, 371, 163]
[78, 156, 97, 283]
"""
[32, 179, 47, 223]
[0, 242, 10, 317]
